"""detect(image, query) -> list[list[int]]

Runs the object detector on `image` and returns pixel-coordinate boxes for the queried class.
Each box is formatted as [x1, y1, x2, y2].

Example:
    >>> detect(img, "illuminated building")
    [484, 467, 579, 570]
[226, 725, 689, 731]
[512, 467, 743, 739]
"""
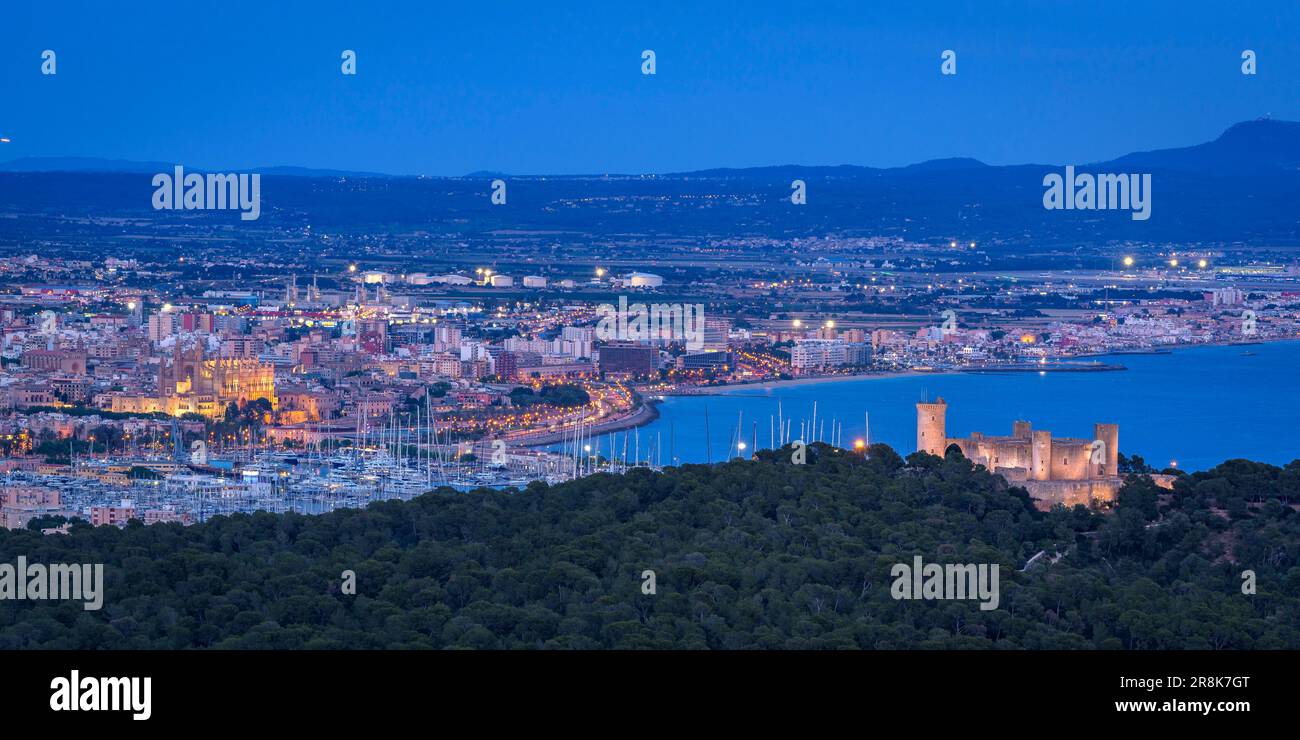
[627, 272, 664, 288]
[157, 344, 276, 418]
[917, 397, 1122, 509]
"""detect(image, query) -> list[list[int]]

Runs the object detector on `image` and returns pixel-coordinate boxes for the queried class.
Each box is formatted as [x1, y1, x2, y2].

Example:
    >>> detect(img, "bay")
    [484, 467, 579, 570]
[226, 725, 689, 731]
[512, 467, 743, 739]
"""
[627, 341, 1300, 472]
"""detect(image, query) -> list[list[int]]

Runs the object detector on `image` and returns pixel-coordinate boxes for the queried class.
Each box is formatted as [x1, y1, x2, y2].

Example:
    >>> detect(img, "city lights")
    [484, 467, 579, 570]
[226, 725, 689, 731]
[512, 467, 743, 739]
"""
[2, 17, 1296, 665]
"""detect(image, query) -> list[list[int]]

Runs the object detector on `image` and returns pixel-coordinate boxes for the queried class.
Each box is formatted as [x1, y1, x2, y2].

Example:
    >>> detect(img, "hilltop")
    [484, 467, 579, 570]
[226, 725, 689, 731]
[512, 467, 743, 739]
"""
[0, 443, 1296, 649]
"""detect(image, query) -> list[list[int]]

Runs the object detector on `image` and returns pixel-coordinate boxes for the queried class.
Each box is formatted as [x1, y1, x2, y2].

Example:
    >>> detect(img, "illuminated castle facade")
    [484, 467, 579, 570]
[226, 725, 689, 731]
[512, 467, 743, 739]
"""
[917, 397, 1121, 509]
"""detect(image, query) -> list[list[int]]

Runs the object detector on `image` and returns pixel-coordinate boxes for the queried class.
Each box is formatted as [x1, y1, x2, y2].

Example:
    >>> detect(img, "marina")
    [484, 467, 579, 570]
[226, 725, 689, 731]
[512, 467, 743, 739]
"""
[4, 413, 621, 523]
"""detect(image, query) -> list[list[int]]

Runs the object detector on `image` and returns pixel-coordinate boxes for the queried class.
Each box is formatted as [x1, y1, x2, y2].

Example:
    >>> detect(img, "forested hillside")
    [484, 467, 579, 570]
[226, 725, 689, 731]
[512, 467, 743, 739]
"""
[1, 443, 1297, 649]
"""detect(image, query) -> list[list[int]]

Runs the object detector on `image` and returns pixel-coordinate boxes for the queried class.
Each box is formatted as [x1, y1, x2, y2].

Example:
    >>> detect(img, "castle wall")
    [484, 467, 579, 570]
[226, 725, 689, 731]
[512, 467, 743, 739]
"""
[995, 465, 1029, 482]
[953, 437, 1034, 472]
[1050, 438, 1091, 480]
[988, 439, 1032, 471]
[1023, 479, 1121, 510]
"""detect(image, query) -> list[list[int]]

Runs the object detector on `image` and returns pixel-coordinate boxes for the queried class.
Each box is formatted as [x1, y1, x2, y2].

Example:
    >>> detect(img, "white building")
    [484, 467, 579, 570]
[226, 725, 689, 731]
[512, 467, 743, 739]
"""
[790, 339, 847, 371]
[1209, 287, 1244, 307]
[628, 272, 664, 288]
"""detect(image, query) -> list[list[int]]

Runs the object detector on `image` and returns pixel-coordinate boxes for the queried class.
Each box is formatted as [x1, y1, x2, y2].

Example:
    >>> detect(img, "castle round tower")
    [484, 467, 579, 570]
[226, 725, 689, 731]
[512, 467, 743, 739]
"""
[916, 397, 948, 455]
[1093, 423, 1119, 477]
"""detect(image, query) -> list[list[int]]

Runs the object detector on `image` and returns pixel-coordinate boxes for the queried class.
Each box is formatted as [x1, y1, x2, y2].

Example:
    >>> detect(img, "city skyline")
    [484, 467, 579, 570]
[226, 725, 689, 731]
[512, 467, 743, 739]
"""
[0, 5, 1297, 709]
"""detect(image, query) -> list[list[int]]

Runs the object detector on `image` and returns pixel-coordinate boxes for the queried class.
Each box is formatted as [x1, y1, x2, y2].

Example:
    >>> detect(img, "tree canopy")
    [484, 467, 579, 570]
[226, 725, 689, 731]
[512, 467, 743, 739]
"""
[0, 443, 1295, 649]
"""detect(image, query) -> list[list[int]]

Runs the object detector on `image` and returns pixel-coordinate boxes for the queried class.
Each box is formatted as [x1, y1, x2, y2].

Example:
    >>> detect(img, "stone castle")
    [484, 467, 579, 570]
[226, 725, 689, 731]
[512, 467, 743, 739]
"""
[916, 397, 1122, 509]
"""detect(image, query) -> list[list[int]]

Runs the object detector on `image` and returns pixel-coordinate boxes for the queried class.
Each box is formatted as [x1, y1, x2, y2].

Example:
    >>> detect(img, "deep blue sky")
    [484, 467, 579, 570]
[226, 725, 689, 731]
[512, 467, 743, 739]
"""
[3, 1, 1297, 175]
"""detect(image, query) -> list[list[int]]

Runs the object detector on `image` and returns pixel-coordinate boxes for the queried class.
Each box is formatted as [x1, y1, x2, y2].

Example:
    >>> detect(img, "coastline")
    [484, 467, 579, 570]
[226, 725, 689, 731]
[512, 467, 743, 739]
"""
[1072, 336, 1294, 359]
[673, 336, 1300, 397]
[517, 337, 1300, 449]
[633, 337, 1300, 472]
[675, 369, 955, 395]
[516, 396, 661, 447]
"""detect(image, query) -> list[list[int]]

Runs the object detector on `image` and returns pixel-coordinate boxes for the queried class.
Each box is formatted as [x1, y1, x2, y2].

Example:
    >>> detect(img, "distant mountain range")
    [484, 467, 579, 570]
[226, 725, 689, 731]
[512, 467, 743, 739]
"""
[1, 120, 1297, 247]
[2, 119, 1298, 178]
[0, 158, 392, 179]
[1101, 119, 1300, 173]
[670, 119, 1300, 178]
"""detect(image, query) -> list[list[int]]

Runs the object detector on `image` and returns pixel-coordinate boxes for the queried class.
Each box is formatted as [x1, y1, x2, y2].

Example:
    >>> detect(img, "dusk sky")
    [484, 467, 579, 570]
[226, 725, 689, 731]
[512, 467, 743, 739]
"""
[4, 0, 1298, 175]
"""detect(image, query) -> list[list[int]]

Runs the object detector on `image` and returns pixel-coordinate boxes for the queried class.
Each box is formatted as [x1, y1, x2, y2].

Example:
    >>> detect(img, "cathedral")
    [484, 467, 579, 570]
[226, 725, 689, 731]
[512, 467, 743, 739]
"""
[157, 341, 275, 419]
